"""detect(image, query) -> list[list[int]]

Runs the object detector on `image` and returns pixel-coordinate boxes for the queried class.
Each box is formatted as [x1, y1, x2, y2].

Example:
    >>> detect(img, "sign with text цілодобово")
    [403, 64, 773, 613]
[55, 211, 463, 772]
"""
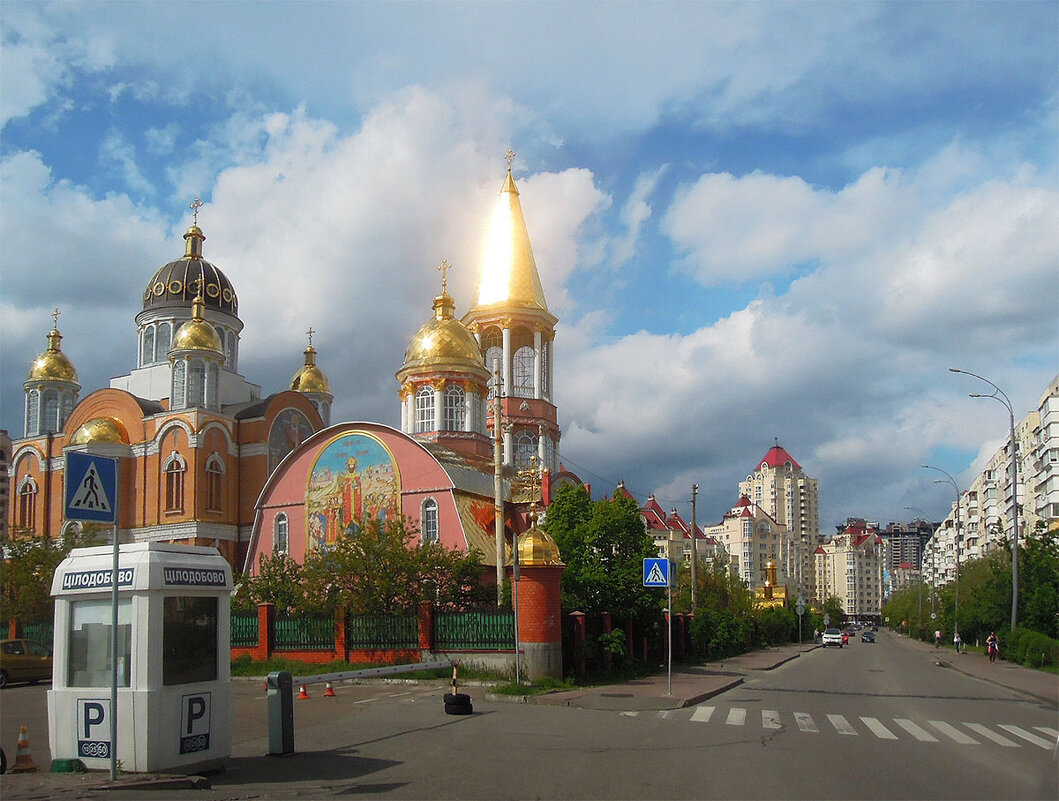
[65, 452, 117, 523]
[643, 558, 671, 588]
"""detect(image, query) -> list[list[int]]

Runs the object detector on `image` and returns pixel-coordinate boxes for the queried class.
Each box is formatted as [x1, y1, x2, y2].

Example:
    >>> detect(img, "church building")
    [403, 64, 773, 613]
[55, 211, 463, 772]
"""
[8, 204, 333, 566]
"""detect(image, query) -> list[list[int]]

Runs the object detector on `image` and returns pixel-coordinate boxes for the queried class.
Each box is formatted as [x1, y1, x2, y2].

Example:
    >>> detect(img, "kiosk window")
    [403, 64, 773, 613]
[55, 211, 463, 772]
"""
[68, 599, 132, 688]
[163, 596, 218, 685]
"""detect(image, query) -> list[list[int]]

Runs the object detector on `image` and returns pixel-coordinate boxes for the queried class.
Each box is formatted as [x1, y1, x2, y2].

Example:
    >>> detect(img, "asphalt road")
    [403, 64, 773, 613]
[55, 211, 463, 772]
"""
[2, 631, 1056, 799]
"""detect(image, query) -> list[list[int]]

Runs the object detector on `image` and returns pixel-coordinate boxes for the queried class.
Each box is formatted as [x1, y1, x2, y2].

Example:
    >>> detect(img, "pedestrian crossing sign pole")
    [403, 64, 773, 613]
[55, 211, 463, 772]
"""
[644, 558, 674, 695]
[64, 450, 120, 779]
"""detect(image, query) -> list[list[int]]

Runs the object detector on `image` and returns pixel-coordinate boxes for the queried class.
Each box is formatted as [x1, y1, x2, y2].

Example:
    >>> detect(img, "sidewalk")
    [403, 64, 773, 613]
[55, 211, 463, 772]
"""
[490, 641, 820, 711]
[893, 632, 1058, 708]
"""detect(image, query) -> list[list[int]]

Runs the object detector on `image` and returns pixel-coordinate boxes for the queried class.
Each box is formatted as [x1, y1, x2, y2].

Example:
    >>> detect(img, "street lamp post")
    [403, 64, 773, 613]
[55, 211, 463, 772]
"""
[904, 506, 936, 632]
[923, 465, 962, 641]
[949, 368, 1019, 630]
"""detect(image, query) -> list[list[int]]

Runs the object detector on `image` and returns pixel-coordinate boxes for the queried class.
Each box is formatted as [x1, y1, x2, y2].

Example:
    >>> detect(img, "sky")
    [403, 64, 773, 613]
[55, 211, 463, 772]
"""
[2, 1, 1057, 534]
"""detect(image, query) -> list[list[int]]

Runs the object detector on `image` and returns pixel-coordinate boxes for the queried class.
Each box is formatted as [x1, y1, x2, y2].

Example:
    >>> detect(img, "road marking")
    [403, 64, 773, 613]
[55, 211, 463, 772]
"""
[620, 711, 639, 718]
[794, 712, 817, 732]
[861, 717, 897, 740]
[657, 710, 674, 720]
[894, 719, 938, 742]
[726, 707, 746, 726]
[827, 714, 857, 735]
[998, 725, 1054, 749]
[690, 706, 714, 724]
[352, 696, 381, 705]
[1034, 726, 1058, 739]
[762, 710, 782, 729]
[963, 723, 1018, 747]
[929, 720, 978, 744]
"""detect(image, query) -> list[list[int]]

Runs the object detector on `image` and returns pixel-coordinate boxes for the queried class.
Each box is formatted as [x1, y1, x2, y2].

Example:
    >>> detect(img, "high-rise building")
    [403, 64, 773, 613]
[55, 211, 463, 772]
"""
[814, 519, 884, 619]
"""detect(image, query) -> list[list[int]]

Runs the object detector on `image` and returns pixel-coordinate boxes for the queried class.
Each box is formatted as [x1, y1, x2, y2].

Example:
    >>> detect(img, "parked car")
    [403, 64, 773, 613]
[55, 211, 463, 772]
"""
[861, 630, 876, 643]
[821, 628, 844, 647]
[0, 638, 53, 688]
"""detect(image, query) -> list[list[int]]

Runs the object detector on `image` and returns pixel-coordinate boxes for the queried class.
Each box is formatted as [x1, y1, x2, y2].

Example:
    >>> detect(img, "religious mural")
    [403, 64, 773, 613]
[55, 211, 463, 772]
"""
[305, 432, 401, 551]
[268, 408, 315, 473]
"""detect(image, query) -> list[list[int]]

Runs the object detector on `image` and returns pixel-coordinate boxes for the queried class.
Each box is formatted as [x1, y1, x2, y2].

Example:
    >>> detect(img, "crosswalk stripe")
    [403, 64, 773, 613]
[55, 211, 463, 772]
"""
[794, 712, 818, 733]
[999, 725, 1054, 749]
[690, 706, 714, 724]
[762, 710, 782, 729]
[657, 710, 674, 720]
[1034, 726, 1058, 739]
[827, 714, 857, 735]
[861, 717, 897, 740]
[726, 707, 747, 726]
[964, 723, 1018, 747]
[929, 720, 979, 744]
[894, 719, 938, 742]
[620, 711, 638, 718]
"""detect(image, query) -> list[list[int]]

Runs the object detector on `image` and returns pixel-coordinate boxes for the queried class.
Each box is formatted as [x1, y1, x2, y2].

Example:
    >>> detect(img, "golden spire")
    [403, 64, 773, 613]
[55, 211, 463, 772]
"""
[184, 197, 205, 258]
[433, 260, 456, 320]
[469, 153, 550, 313]
[291, 326, 331, 393]
[27, 307, 79, 383]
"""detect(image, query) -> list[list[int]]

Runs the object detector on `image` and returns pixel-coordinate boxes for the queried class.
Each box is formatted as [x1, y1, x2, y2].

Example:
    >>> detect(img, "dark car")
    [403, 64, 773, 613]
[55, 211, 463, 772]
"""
[0, 638, 53, 688]
[861, 630, 876, 643]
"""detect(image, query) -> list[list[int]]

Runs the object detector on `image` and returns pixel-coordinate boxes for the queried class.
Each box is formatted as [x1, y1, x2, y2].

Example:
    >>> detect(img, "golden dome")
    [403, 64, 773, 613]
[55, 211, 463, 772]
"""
[69, 417, 128, 446]
[291, 343, 331, 394]
[514, 525, 564, 567]
[171, 295, 223, 355]
[396, 289, 487, 381]
[27, 328, 79, 383]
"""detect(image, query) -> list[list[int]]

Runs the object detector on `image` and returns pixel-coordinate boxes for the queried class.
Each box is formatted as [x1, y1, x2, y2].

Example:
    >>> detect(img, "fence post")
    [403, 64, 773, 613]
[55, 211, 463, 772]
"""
[334, 607, 347, 662]
[418, 602, 434, 651]
[8, 618, 18, 639]
[570, 611, 586, 679]
[256, 602, 275, 661]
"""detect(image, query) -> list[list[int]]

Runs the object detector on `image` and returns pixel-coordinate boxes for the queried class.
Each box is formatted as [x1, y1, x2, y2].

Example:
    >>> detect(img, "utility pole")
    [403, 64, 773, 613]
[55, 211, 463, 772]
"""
[493, 363, 504, 607]
[690, 484, 699, 612]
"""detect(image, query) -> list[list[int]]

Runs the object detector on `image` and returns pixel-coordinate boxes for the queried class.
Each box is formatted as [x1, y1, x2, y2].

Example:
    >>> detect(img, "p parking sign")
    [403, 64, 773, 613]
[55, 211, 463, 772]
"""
[180, 692, 212, 754]
[77, 698, 111, 759]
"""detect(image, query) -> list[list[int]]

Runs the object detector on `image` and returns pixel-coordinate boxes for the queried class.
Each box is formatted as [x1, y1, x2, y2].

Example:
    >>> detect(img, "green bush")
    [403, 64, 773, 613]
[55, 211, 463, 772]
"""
[689, 609, 752, 660]
[1004, 627, 1058, 668]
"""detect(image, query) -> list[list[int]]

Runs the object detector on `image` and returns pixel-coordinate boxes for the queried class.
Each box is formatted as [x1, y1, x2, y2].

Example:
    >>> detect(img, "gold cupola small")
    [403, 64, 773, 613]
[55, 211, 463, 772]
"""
[24, 309, 81, 437]
[291, 328, 333, 426]
[170, 292, 224, 355]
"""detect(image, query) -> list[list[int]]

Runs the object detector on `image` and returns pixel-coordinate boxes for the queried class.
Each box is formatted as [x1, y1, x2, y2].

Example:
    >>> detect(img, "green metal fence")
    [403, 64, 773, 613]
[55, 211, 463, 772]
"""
[435, 609, 514, 650]
[230, 611, 259, 648]
[22, 620, 54, 649]
[346, 614, 419, 649]
[274, 612, 335, 650]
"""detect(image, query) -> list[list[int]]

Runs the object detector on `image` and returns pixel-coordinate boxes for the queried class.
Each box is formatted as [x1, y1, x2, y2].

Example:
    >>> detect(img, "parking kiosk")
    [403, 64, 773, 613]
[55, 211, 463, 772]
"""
[48, 543, 233, 773]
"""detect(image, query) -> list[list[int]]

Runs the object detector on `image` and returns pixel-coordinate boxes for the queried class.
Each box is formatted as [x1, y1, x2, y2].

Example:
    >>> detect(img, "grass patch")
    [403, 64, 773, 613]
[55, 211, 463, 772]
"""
[230, 654, 508, 681]
[491, 676, 577, 696]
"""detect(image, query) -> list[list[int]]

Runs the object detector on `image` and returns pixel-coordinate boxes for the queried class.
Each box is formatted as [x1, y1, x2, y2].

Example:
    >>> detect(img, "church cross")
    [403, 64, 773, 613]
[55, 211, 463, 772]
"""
[52, 307, 61, 328]
[438, 259, 451, 293]
[189, 196, 203, 226]
[505, 149, 516, 172]
[306, 326, 315, 347]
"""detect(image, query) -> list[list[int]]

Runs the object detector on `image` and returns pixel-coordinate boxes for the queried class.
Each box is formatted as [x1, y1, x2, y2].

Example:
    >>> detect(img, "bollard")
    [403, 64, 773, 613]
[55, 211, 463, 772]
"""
[266, 671, 294, 756]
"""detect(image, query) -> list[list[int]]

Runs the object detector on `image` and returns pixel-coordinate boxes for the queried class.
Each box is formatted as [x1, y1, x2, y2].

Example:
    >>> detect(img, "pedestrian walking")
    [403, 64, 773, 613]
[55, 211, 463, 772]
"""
[934, 629, 941, 648]
[953, 631, 962, 654]
[986, 631, 999, 663]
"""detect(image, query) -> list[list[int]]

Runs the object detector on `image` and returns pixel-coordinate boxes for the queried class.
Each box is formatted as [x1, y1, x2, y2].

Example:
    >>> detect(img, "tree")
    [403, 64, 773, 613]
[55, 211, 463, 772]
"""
[298, 516, 488, 614]
[542, 484, 660, 624]
[1, 527, 104, 623]
[232, 552, 307, 613]
[822, 596, 845, 628]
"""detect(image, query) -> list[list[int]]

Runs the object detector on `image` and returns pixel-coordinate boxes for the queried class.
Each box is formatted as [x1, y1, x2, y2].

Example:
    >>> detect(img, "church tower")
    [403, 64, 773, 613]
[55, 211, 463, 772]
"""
[290, 329, 334, 427]
[23, 311, 80, 437]
[462, 154, 560, 472]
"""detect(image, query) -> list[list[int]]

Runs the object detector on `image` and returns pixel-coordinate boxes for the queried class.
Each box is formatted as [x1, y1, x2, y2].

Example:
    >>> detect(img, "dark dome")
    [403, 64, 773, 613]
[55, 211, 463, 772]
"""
[141, 225, 238, 315]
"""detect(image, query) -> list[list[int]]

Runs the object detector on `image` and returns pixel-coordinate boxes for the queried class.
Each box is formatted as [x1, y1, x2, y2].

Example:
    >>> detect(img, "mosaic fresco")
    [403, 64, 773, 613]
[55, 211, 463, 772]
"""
[306, 432, 401, 550]
[268, 408, 315, 473]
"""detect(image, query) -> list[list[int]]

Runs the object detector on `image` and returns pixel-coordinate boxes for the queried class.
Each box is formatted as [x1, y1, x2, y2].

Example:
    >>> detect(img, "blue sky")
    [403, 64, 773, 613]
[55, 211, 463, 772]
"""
[2, 1, 1057, 532]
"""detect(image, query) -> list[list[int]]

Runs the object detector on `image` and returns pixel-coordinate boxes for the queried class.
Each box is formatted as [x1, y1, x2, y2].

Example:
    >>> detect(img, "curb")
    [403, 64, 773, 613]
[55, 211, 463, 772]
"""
[936, 657, 1059, 709]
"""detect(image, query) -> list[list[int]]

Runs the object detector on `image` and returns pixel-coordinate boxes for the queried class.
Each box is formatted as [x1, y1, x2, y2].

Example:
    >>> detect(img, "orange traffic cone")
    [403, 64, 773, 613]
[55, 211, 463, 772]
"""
[11, 725, 38, 773]
[297, 684, 310, 699]
[323, 681, 336, 697]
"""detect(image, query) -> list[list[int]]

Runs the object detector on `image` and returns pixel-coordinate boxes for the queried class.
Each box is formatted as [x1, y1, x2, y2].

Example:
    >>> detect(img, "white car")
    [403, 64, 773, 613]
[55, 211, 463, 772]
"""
[821, 628, 844, 647]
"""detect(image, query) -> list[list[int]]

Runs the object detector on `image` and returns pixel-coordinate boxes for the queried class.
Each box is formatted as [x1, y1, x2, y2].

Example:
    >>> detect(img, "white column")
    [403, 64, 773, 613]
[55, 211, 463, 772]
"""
[538, 428, 546, 465]
[464, 392, 475, 432]
[502, 327, 512, 397]
[533, 330, 542, 400]
[504, 429, 514, 466]
[433, 386, 444, 432]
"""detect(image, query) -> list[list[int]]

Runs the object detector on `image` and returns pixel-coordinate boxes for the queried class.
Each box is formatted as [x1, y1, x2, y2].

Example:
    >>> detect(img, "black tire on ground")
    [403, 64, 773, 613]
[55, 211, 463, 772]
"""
[444, 693, 470, 704]
[0, 670, 7, 688]
[445, 702, 473, 715]
[1, 746, 7, 774]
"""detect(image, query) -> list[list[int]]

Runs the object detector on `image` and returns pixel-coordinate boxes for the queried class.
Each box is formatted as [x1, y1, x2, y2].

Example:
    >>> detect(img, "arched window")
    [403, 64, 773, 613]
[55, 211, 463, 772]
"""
[421, 498, 439, 545]
[206, 362, 219, 409]
[171, 361, 186, 409]
[187, 360, 205, 407]
[482, 327, 503, 399]
[414, 386, 434, 434]
[164, 456, 186, 513]
[17, 478, 38, 531]
[512, 345, 534, 398]
[443, 385, 465, 431]
[42, 390, 59, 433]
[141, 325, 155, 366]
[226, 331, 237, 369]
[469, 392, 483, 434]
[157, 322, 172, 358]
[25, 391, 39, 436]
[514, 431, 537, 469]
[205, 455, 224, 512]
[274, 513, 289, 555]
[60, 392, 75, 428]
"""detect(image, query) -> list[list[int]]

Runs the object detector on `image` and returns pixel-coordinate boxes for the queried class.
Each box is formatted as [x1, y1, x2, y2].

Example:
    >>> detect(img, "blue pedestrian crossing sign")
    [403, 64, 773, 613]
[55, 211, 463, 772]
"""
[65, 452, 117, 523]
[643, 557, 671, 588]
